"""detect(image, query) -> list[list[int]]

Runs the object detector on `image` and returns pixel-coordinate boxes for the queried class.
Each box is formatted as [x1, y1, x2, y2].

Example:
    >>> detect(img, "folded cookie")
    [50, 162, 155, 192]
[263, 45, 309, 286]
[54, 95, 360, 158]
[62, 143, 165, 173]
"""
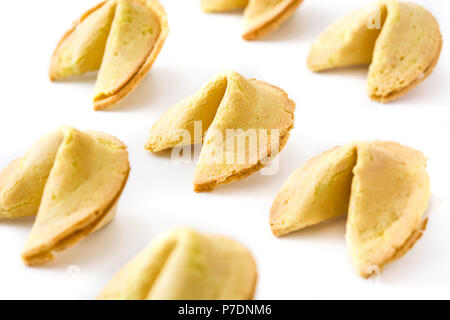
[0, 127, 130, 266]
[307, 0, 442, 102]
[270, 141, 430, 277]
[50, 0, 168, 110]
[145, 71, 295, 192]
[201, 0, 304, 40]
[98, 227, 257, 300]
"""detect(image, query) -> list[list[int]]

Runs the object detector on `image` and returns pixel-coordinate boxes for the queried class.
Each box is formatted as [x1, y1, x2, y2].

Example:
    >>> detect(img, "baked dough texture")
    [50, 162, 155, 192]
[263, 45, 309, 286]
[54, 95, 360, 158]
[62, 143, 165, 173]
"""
[270, 141, 430, 278]
[145, 71, 295, 192]
[307, 0, 442, 102]
[201, 0, 304, 40]
[50, 0, 168, 110]
[98, 227, 257, 300]
[0, 127, 130, 266]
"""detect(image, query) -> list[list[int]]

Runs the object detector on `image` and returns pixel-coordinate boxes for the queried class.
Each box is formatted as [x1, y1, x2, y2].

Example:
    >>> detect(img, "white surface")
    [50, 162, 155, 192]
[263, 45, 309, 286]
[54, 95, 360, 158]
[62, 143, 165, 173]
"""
[0, 0, 449, 300]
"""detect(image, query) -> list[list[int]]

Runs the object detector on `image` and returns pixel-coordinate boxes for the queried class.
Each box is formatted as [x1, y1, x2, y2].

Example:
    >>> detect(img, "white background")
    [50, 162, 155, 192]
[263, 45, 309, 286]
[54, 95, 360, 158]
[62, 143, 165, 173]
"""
[0, 0, 449, 300]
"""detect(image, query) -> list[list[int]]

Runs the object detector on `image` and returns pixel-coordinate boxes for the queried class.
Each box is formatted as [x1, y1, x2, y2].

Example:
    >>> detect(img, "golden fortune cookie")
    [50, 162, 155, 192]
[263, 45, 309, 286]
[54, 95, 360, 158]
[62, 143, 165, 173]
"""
[270, 141, 430, 278]
[307, 0, 442, 102]
[145, 71, 295, 192]
[50, 0, 168, 110]
[201, 0, 304, 40]
[98, 227, 257, 300]
[0, 127, 130, 266]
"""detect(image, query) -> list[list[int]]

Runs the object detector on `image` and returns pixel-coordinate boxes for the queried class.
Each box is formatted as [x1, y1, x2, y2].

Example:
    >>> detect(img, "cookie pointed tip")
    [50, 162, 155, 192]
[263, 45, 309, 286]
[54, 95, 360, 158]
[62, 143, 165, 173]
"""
[242, 32, 256, 41]
[193, 182, 215, 193]
[93, 100, 108, 111]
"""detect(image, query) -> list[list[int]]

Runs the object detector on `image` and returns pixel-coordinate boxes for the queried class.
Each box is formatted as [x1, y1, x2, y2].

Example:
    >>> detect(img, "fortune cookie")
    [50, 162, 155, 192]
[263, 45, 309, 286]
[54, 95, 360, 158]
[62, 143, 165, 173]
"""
[201, 0, 304, 40]
[98, 227, 257, 300]
[0, 127, 130, 266]
[145, 71, 295, 192]
[270, 141, 430, 277]
[307, 0, 442, 102]
[50, 0, 168, 110]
